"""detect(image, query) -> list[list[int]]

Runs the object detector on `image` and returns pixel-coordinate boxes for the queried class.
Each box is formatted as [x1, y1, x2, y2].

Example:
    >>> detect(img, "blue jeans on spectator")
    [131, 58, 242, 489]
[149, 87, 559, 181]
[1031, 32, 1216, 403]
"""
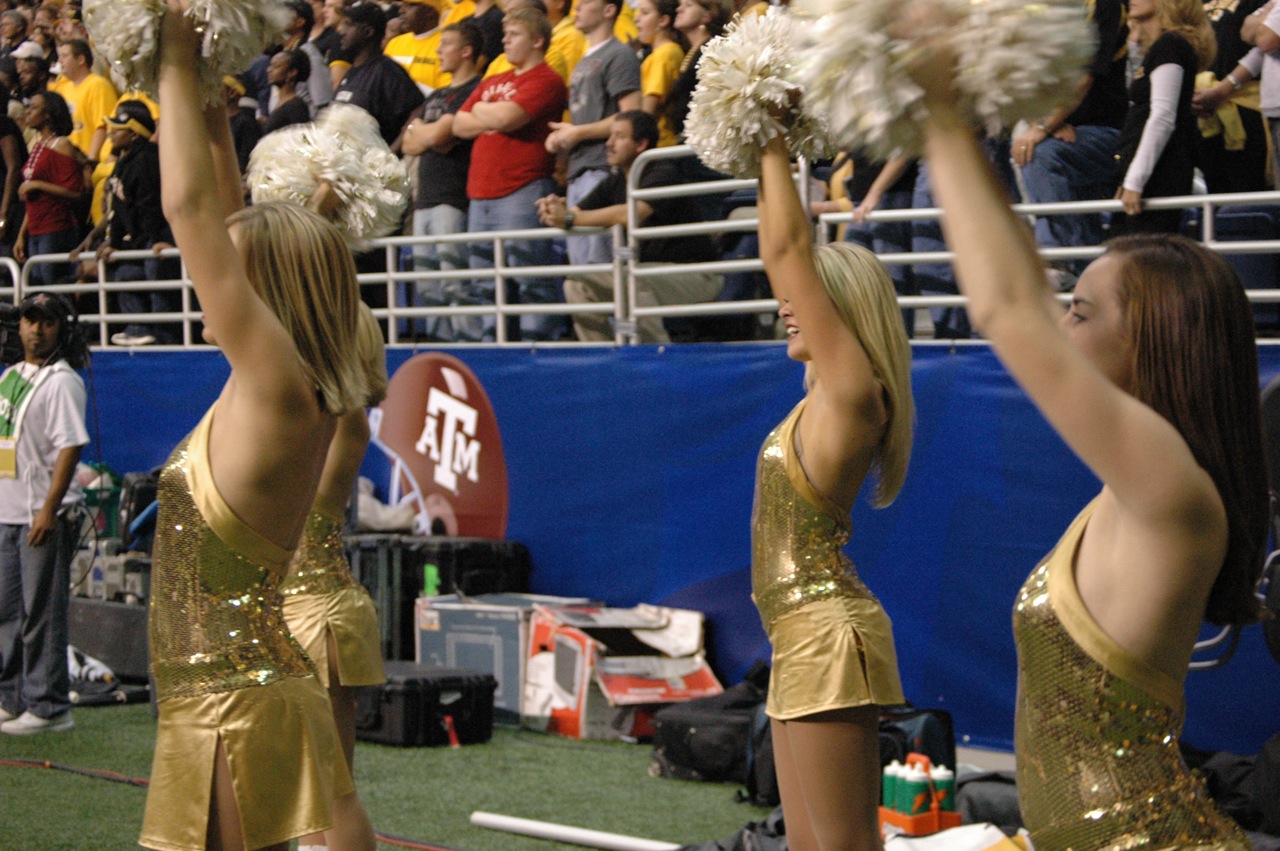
[846, 188, 917, 337]
[566, 168, 612, 266]
[412, 204, 469, 341]
[0, 514, 75, 720]
[465, 178, 567, 342]
[1019, 125, 1121, 268]
[26, 229, 82, 288]
[912, 163, 971, 338]
[115, 256, 181, 344]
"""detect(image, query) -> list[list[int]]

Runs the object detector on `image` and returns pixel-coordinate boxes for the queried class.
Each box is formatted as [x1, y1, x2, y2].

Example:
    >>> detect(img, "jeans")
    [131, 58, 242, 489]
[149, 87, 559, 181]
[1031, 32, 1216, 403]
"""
[115, 257, 181, 344]
[411, 204, 469, 341]
[565, 168, 612, 266]
[26, 229, 82, 288]
[846, 188, 917, 337]
[912, 163, 971, 338]
[0, 514, 75, 719]
[1269, 117, 1280, 191]
[466, 178, 567, 342]
[1018, 125, 1122, 262]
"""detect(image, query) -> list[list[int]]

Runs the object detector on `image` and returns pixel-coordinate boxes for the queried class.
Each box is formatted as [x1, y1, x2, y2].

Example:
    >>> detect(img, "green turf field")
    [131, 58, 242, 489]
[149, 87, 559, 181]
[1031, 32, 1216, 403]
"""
[0, 703, 771, 850]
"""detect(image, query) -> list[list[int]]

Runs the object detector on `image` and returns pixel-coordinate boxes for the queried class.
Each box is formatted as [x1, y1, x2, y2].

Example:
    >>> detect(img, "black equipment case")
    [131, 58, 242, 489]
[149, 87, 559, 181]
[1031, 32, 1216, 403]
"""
[345, 535, 532, 660]
[355, 661, 497, 747]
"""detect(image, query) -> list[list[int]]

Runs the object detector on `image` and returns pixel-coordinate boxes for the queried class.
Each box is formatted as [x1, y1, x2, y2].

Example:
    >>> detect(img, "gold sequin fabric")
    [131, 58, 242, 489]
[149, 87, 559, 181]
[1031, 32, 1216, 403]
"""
[280, 511, 360, 597]
[751, 399, 878, 631]
[1013, 498, 1249, 851]
[149, 428, 316, 702]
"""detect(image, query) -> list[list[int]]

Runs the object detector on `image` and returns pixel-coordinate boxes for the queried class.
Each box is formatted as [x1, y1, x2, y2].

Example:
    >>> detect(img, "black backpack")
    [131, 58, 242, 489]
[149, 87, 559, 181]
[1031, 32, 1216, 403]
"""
[651, 666, 956, 811]
[650, 662, 773, 797]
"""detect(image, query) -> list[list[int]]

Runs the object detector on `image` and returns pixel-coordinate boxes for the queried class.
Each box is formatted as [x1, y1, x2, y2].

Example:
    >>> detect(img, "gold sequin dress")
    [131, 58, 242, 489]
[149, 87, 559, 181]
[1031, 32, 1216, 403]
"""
[752, 399, 903, 720]
[1013, 497, 1249, 851]
[281, 495, 385, 689]
[140, 408, 353, 851]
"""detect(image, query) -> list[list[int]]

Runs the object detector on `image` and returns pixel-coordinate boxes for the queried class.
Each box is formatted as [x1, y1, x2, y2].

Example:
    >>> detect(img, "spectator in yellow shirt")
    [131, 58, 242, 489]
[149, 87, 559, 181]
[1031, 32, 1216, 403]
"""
[48, 39, 116, 162]
[635, 0, 683, 146]
[384, 0, 449, 94]
[443, 0, 478, 27]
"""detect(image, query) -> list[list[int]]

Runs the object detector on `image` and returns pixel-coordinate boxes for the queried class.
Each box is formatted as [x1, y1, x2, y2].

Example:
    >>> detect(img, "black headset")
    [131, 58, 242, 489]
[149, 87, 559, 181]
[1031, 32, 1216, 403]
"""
[21, 292, 86, 369]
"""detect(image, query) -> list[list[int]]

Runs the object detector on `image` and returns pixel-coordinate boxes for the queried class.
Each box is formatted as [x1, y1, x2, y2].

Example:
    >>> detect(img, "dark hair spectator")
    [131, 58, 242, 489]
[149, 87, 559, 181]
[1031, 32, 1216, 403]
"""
[446, 19, 485, 60]
[16, 90, 87, 286]
[284, 46, 312, 81]
[290, 0, 315, 31]
[331, 0, 424, 144]
[62, 37, 92, 66]
[536, 108, 722, 342]
[665, 0, 733, 139]
[38, 88, 73, 138]
[617, 108, 658, 149]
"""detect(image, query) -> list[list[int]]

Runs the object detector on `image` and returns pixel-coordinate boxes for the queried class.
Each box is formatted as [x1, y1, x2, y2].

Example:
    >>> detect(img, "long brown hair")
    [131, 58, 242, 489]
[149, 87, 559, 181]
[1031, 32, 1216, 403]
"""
[1157, 0, 1216, 71]
[1109, 234, 1267, 625]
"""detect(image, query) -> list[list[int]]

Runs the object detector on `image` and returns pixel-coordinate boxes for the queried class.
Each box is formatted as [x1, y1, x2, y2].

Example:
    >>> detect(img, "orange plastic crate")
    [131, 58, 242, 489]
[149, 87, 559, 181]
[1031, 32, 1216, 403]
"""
[879, 752, 963, 836]
[879, 805, 964, 836]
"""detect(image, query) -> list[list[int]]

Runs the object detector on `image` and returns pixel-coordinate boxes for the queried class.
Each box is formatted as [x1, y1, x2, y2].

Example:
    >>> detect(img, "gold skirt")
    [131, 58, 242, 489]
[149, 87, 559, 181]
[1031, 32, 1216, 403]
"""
[139, 674, 354, 851]
[283, 586, 386, 688]
[766, 596, 904, 720]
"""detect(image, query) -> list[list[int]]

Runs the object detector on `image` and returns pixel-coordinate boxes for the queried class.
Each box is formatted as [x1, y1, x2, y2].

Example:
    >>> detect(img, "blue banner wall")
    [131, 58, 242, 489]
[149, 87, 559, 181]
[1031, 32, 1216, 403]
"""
[87, 344, 1280, 754]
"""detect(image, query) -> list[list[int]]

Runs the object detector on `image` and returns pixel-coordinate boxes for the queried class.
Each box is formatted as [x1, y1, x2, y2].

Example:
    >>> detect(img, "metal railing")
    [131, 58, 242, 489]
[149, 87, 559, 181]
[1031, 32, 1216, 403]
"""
[11, 146, 1280, 348]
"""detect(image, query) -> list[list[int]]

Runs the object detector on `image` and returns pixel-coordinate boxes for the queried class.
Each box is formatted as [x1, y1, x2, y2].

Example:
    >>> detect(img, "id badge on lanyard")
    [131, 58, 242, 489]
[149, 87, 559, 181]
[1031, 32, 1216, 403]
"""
[0, 437, 16, 478]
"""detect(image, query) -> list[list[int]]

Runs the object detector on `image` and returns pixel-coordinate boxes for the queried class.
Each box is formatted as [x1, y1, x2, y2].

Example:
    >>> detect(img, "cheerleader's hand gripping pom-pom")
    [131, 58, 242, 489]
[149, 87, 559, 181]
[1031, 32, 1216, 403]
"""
[247, 104, 411, 250]
[84, 0, 292, 106]
[791, 0, 1094, 160]
[684, 6, 835, 179]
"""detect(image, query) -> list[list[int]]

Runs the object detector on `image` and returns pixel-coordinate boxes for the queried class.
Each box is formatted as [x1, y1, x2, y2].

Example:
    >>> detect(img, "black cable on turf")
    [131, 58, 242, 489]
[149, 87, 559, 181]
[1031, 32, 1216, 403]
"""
[0, 758, 149, 787]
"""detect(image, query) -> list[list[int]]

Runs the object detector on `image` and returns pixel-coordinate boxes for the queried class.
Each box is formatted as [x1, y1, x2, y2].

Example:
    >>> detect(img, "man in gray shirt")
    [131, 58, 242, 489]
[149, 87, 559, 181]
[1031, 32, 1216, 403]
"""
[543, 0, 639, 266]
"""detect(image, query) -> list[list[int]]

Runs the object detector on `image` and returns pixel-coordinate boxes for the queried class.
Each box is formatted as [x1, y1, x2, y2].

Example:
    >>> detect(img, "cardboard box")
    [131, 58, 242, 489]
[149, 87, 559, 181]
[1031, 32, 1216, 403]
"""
[523, 603, 723, 740]
[415, 593, 591, 717]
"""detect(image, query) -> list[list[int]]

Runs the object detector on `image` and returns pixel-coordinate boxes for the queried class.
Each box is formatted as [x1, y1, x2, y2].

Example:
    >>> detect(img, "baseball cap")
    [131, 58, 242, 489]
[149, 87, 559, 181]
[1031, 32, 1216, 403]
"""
[10, 41, 45, 62]
[19, 292, 73, 323]
[103, 100, 156, 139]
[343, 2, 388, 34]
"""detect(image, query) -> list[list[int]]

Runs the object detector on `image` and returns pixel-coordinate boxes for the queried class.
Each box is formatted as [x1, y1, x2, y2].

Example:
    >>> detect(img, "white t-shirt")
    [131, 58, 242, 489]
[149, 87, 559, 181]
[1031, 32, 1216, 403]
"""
[1260, 4, 1280, 116]
[0, 361, 90, 525]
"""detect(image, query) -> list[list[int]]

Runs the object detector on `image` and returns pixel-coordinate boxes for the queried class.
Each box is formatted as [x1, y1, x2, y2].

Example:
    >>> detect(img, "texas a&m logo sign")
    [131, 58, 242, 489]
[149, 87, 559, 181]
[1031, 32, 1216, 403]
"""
[372, 353, 509, 538]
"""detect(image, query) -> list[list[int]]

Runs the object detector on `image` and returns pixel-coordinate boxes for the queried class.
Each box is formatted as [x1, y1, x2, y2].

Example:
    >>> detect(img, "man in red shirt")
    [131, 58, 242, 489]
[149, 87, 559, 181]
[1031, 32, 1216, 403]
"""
[453, 8, 567, 341]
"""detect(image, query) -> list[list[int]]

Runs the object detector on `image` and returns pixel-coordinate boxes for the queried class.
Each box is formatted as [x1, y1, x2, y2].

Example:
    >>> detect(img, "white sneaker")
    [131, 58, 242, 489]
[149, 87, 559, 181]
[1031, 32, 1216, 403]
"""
[0, 710, 74, 734]
[0, 705, 16, 722]
[110, 332, 156, 346]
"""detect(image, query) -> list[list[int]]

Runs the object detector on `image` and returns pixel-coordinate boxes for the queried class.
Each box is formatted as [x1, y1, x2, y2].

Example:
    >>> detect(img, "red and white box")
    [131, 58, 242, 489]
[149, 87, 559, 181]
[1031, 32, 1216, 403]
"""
[523, 603, 723, 740]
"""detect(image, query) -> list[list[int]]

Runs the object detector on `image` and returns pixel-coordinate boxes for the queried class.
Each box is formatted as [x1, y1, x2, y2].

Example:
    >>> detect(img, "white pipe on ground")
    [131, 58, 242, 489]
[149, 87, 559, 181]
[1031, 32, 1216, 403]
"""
[469, 811, 682, 851]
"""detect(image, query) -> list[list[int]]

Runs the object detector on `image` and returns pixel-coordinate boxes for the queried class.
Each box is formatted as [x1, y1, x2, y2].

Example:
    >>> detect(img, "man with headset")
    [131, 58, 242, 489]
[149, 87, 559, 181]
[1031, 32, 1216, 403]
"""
[0, 292, 89, 735]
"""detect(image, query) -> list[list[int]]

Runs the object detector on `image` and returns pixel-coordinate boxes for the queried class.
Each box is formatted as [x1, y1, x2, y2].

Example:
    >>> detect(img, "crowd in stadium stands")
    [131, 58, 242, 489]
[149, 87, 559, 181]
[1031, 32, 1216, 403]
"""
[0, 0, 1276, 344]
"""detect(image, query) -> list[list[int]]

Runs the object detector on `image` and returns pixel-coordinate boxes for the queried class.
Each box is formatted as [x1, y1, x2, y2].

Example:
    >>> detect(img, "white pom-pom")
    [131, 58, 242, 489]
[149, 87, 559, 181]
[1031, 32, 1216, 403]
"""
[84, 0, 291, 106]
[248, 105, 411, 249]
[684, 7, 835, 179]
[792, 0, 1094, 159]
[83, 0, 166, 97]
[953, 0, 1098, 136]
